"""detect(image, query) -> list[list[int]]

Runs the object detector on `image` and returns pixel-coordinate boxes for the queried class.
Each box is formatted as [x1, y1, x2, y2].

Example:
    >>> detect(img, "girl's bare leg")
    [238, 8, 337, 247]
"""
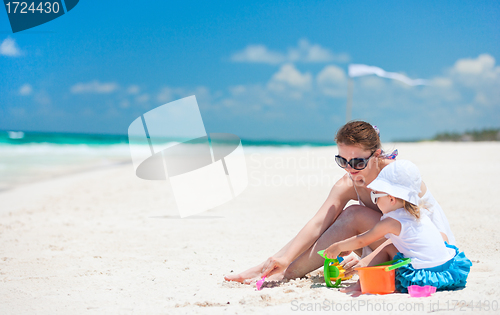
[283, 205, 383, 280]
[367, 244, 398, 267]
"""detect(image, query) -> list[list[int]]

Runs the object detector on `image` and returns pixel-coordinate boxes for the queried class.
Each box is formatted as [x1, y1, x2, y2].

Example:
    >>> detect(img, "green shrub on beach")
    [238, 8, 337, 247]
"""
[433, 128, 500, 142]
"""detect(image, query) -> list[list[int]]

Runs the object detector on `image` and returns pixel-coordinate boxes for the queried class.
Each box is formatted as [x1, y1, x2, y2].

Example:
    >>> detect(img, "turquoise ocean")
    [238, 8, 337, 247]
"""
[0, 130, 335, 192]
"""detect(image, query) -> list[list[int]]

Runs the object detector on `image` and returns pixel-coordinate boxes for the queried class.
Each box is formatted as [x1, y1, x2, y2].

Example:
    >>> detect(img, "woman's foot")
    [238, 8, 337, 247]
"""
[243, 271, 286, 286]
[224, 263, 264, 283]
[224, 262, 286, 284]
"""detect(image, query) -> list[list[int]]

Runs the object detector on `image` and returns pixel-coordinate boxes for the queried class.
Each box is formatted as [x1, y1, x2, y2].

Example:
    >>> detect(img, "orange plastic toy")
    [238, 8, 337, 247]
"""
[356, 258, 411, 295]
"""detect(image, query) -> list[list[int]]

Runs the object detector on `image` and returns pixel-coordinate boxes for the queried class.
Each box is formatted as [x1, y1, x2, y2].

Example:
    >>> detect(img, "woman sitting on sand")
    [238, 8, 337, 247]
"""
[224, 121, 456, 289]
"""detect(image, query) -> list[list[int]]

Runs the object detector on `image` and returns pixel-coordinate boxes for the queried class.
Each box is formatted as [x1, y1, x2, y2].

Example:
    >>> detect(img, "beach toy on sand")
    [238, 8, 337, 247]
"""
[408, 285, 436, 297]
[356, 258, 411, 295]
[317, 250, 353, 288]
[256, 276, 266, 290]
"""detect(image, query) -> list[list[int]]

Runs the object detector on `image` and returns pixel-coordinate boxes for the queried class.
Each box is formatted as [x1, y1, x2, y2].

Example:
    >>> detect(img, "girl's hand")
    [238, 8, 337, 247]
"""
[340, 252, 365, 277]
[324, 244, 341, 259]
[260, 256, 289, 279]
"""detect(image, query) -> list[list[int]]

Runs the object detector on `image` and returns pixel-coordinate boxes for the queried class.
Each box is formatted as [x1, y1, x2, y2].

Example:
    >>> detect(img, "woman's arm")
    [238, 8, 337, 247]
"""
[261, 174, 357, 277]
[324, 217, 400, 259]
[440, 232, 449, 243]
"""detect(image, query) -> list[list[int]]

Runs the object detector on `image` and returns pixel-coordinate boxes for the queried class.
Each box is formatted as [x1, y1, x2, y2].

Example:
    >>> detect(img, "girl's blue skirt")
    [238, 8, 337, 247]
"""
[393, 242, 472, 293]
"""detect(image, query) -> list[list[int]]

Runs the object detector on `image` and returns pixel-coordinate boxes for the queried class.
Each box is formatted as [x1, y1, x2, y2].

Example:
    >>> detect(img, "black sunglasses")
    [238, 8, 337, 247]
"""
[335, 151, 375, 170]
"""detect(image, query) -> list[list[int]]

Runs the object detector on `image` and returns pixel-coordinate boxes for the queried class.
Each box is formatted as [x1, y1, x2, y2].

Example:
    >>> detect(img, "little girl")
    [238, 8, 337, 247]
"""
[324, 160, 472, 293]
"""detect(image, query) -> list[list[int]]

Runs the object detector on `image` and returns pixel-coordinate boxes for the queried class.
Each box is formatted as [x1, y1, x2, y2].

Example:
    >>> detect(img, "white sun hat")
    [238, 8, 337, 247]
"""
[367, 159, 422, 205]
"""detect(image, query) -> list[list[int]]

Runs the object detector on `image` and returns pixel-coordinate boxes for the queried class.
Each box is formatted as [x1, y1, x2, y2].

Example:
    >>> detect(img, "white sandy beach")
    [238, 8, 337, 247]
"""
[1, 142, 499, 314]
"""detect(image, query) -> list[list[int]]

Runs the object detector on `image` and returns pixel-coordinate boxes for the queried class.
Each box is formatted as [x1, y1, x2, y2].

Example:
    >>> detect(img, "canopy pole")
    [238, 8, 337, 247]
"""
[346, 77, 353, 123]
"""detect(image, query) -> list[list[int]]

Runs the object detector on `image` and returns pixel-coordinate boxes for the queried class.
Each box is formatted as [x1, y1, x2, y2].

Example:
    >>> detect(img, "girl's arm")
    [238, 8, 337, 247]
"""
[324, 217, 401, 259]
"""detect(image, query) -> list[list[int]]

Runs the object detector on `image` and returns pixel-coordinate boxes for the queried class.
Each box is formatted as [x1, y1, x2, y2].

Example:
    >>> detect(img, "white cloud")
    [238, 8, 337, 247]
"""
[453, 54, 496, 76]
[213, 66, 322, 114]
[231, 45, 285, 64]
[157, 87, 173, 103]
[431, 77, 453, 88]
[449, 54, 500, 89]
[16, 84, 51, 105]
[316, 65, 347, 97]
[231, 39, 349, 64]
[267, 64, 312, 98]
[135, 94, 150, 103]
[229, 85, 247, 96]
[359, 75, 387, 90]
[421, 77, 460, 102]
[447, 54, 500, 105]
[19, 84, 33, 96]
[268, 64, 312, 90]
[127, 85, 140, 94]
[120, 100, 130, 108]
[34, 90, 51, 105]
[156, 86, 213, 107]
[474, 92, 489, 105]
[70, 81, 119, 94]
[0, 37, 21, 57]
[289, 39, 350, 63]
[224, 84, 275, 109]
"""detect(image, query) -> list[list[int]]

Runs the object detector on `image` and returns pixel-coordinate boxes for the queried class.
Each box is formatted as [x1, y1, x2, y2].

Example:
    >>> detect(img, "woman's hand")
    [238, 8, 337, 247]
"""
[340, 252, 365, 277]
[260, 256, 289, 280]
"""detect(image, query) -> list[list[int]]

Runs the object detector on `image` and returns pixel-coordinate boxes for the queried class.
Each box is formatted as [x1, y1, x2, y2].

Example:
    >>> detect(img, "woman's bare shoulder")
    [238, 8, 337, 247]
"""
[329, 173, 358, 204]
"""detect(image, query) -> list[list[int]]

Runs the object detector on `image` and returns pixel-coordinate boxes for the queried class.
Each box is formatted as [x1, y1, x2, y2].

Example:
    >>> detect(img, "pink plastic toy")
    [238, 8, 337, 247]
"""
[408, 285, 436, 297]
[256, 277, 266, 290]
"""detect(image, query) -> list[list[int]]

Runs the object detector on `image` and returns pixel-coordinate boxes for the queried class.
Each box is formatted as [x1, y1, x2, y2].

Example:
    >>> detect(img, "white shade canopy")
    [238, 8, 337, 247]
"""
[348, 64, 427, 86]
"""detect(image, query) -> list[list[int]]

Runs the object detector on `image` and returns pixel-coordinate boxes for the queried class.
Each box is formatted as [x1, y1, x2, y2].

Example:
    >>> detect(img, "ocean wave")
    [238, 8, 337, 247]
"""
[0, 143, 141, 156]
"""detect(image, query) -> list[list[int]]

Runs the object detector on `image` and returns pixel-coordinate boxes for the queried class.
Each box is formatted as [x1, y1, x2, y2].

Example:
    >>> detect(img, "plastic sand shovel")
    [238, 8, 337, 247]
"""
[256, 277, 266, 290]
[376, 257, 412, 271]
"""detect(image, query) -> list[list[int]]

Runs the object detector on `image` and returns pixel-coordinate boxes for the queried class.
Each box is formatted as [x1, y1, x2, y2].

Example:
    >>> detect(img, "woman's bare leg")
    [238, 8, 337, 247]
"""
[283, 205, 382, 280]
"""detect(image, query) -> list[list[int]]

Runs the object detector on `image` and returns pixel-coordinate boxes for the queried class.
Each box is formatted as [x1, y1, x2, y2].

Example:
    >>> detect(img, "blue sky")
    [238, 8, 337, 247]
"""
[1, 0, 499, 142]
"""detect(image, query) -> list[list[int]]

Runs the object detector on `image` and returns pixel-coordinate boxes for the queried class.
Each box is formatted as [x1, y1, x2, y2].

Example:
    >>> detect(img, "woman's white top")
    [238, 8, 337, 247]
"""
[420, 189, 456, 245]
[381, 208, 456, 269]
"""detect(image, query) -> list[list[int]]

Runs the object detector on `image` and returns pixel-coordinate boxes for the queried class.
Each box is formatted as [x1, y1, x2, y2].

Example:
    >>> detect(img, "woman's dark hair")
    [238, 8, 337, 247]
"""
[335, 120, 381, 153]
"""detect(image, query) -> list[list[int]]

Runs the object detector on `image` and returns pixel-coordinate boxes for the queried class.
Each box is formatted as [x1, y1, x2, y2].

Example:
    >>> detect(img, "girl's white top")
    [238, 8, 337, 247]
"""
[381, 208, 456, 269]
[420, 189, 456, 245]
